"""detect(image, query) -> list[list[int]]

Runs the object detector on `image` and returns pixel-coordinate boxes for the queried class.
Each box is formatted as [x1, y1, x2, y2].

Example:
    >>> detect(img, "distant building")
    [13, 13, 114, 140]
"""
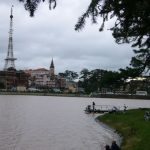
[25, 68, 49, 76]
[65, 81, 78, 93]
[24, 59, 66, 90]
[0, 68, 29, 91]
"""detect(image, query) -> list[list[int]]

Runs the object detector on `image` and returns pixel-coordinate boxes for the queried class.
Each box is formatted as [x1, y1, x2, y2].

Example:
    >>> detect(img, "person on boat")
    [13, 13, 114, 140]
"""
[105, 144, 111, 150]
[87, 105, 91, 112]
[111, 141, 120, 150]
[87, 105, 91, 110]
[92, 101, 95, 111]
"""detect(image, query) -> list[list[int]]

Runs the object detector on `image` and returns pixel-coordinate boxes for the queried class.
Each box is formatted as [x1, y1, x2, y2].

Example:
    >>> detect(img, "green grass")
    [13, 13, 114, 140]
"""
[97, 108, 150, 150]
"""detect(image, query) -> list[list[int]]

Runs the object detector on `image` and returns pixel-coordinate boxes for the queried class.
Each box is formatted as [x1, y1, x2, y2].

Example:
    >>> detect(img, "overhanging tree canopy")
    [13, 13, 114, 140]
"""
[18, 0, 150, 47]
[18, 0, 150, 72]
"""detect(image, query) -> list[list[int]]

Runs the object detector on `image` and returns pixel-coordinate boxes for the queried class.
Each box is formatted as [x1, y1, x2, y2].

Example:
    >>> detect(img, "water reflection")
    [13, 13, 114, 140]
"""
[0, 96, 149, 150]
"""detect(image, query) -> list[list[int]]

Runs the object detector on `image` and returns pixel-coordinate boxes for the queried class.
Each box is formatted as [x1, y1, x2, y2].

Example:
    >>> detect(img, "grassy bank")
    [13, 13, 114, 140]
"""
[97, 108, 150, 150]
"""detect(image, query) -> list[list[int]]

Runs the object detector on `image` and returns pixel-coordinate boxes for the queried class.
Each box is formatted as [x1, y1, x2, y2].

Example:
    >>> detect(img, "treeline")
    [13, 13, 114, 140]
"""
[59, 67, 149, 94]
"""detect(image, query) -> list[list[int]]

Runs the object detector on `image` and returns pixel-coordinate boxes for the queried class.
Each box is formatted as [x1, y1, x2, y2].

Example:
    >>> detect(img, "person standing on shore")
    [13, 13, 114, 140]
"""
[123, 104, 127, 112]
[111, 141, 120, 150]
[105, 145, 111, 150]
[92, 101, 95, 111]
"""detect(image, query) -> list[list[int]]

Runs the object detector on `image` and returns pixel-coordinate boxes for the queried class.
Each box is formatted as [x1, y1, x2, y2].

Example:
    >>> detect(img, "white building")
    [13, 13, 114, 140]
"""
[24, 59, 66, 89]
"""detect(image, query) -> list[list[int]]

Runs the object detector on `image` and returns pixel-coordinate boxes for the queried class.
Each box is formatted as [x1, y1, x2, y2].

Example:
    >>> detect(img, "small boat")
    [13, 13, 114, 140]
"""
[84, 104, 122, 114]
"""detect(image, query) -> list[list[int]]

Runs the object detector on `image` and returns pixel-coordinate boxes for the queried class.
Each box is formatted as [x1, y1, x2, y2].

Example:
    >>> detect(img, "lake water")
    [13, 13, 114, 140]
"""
[0, 95, 150, 150]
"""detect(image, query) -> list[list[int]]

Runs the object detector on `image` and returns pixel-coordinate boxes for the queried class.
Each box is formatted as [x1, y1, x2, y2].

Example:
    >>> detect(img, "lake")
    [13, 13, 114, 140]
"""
[0, 95, 150, 150]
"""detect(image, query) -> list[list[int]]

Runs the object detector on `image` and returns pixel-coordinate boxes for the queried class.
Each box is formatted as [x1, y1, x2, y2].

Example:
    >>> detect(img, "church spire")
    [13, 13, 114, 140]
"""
[50, 58, 54, 68]
[50, 58, 55, 79]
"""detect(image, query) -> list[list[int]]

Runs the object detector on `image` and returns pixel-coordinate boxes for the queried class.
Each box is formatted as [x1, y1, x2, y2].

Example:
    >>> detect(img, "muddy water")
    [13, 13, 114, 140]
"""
[0, 95, 149, 150]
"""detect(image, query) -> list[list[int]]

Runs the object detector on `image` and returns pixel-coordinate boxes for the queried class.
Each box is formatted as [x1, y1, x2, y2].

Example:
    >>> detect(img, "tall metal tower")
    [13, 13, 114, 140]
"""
[4, 5, 17, 70]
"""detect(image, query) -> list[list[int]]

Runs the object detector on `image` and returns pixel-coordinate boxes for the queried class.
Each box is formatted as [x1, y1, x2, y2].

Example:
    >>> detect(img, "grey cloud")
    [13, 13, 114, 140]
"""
[0, 0, 134, 73]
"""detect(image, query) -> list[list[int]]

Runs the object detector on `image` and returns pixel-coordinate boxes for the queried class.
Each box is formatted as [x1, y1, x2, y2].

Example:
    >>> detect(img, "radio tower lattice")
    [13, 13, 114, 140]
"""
[4, 5, 17, 70]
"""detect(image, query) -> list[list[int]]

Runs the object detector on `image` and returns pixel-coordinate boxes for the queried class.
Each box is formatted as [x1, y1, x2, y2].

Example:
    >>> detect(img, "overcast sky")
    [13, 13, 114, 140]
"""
[0, 0, 134, 74]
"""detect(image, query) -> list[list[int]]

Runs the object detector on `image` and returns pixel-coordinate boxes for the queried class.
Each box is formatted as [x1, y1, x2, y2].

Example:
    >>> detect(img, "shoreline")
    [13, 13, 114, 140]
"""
[95, 117, 122, 147]
[97, 108, 150, 150]
[0, 92, 89, 98]
[0, 92, 150, 100]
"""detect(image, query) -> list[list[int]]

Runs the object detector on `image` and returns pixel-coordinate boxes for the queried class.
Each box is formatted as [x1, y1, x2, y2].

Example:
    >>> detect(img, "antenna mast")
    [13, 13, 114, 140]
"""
[4, 5, 17, 70]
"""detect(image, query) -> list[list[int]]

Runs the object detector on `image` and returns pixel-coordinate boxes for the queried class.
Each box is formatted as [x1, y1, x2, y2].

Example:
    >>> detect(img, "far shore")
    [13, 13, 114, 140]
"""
[0, 91, 150, 100]
[0, 91, 89, 97]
